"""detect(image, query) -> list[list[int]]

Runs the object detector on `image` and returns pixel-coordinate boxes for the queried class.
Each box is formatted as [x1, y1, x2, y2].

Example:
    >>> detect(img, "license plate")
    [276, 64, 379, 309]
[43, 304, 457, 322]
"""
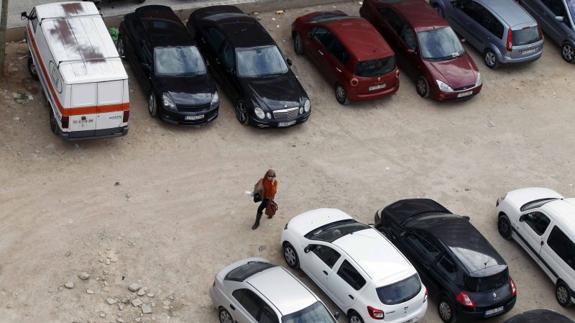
[485, 306, 504, 317]
[457, 90, 473, 98]
[278, 121, 296, 127]
[522, 48, 538, 55]
[185, 114, 204, 121]
[369, 84, 386, 91]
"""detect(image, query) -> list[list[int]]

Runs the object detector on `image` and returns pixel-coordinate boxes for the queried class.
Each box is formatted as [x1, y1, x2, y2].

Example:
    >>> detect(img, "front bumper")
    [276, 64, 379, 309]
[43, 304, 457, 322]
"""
[457, 296, 516, 320]
[250, 112, 311, 128]
[60, 126, 128, 140]
[434, 84, 482, 102]
[159, 105, 219, 126]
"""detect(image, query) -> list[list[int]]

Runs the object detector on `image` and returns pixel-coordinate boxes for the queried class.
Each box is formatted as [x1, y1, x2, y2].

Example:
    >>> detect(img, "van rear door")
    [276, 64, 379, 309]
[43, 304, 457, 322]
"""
[96, 80, 126, 130]
[70, 83, 98, 134]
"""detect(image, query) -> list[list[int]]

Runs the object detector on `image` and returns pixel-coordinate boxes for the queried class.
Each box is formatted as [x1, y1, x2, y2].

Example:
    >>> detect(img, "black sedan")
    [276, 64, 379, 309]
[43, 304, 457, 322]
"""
[188, 6, 311, 128]
[374, 199, 517, 323]
[504, 309, 573, 323]
[117, 5, 219, 125]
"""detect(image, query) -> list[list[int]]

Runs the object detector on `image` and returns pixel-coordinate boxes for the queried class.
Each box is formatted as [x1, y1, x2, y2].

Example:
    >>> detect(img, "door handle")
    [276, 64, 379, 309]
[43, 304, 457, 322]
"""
[230, 304, 235, 310]
[541, 240, 545, 246]
[348, 295, 354, 300]
[322, 270, 328, 276]
[318, 50, 324, 56]
[336, 67, 342, 73]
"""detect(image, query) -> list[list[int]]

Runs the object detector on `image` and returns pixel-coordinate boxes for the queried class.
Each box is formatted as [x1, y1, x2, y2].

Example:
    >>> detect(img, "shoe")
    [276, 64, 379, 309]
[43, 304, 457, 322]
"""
[251, 223, 259, 230]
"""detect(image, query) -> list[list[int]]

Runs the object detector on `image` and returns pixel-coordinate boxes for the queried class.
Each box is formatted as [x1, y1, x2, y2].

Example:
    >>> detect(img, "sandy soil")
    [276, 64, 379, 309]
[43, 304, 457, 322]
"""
[1, 2, 575, 323]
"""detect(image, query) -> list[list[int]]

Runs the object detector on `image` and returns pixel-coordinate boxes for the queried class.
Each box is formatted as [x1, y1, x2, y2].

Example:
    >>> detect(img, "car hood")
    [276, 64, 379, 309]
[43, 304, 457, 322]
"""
[156, 74, 216, 106]
[424, 54, 478, 89]
[243, 72, 307, 111]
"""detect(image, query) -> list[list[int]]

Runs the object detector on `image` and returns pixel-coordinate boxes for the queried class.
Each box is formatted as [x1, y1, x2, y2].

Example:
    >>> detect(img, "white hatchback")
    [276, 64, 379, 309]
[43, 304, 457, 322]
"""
[281, 208, 428, 323]
[210, 257, 337, 323]
[496, 187, 575, 307]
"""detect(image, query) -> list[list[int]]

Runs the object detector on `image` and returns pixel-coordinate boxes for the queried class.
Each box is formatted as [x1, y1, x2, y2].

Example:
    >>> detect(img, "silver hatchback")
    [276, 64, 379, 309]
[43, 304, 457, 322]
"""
[431, 0, 544, 68]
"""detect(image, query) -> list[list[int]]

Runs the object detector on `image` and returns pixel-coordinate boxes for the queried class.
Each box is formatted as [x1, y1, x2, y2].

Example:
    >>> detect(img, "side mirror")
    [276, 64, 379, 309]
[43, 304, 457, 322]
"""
[304, 245, 312, 253]
[21, 11, 29, 20]
[519, 215, 526, 222]
[555, 16, 565, 22]
[286, 58, 293, 66]
[333, 311, 341, 320]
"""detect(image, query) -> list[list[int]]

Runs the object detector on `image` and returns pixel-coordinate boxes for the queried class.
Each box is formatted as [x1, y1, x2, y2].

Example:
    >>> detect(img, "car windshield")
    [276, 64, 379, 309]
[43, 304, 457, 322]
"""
[236, 45, 289, 78]
[305, 219, 370, 243]
[464, 268, 509, 292]
[376, 274, 422, 305]
[355, 57, 396, 77]
[154, 46, 207, 77]
[512, 26, 541, 46]
[417, 27, 464, 61]
[282, 301, 336, 323]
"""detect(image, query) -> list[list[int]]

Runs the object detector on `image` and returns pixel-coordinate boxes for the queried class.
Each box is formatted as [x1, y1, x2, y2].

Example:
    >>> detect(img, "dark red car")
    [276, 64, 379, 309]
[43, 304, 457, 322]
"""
[292, 11, 399, 105]
[360, 0, 482, 101]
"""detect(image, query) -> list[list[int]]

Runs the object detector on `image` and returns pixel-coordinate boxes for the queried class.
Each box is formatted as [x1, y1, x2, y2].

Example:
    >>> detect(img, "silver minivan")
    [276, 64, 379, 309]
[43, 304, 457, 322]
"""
[431, 0, 544, 68]
[518, 0, 575, 62]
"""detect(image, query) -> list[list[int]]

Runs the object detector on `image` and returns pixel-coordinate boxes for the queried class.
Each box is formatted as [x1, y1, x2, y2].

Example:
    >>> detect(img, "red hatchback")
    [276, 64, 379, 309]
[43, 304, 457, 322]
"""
[360, 0, 482, 101]
[292, 11, 399, 105]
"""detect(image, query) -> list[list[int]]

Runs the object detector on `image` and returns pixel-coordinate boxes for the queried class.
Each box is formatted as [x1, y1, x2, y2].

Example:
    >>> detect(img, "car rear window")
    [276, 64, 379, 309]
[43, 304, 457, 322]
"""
[376, 274, 422, 305]
[464, 268, 508, 292]
[512, 27, 541, 46]
[225, 261, 275, 282]
[305, 219, 370, 243]
[355, 57, 396, 77]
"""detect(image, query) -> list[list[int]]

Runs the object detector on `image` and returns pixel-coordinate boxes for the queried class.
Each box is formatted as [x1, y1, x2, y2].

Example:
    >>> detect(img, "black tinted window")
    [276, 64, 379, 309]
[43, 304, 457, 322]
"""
[311, 245, 341, 268]
[232, 289, 262, 319]
[461, 2, 504, 38]
[464, 268, 509, 292]
[437, 255, 457, 281]
[356, 57, 396, 77]
[220, 42, 235, 70]
[512, 27, 541, 46]
[306, 219, 370, 243]
[312, 27, 336, 49]
[327, 38, 350, 64]
[377, 274, 422, 305]
[406, 233, 440, 260]
[523, 212, 551, 235]
[261, 307, 279, 323]
[337, 260, 366, 290]
[548, 227, 575, 271]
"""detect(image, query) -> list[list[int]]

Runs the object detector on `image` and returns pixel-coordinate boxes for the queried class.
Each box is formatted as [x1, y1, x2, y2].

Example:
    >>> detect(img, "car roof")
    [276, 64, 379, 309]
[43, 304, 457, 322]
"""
[377, 0, 448, 31]
[333, 228, 415, 286]
[134, 5, 195, 48]
[408, 214, 507, 276]
[246, 266, 317, 316]
[476, 0, 536, 28]
[504, 309, 574, 323]
[541, 199, 575, 238]
[323, 16, 394, 61]
[383, 199, 451, 225]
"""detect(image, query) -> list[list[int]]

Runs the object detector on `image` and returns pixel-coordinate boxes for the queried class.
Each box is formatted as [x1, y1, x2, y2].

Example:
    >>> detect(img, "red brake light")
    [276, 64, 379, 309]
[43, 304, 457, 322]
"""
[123, 110, 130, 123]
[455, 291, 476, 309]
[61, 116, 69, 129]
[506, 28, 513, 52]
[510, 277, 517, 297]
[367, 306, 385, 320]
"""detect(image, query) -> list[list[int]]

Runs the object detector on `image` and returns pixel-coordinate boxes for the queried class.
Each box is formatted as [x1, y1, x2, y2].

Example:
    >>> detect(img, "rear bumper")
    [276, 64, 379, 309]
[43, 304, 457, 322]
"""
[499, 50, 543, 65]
[348, 82, 400, 102]
[60, 126, 128, 140]
[457, 296, 516, 320]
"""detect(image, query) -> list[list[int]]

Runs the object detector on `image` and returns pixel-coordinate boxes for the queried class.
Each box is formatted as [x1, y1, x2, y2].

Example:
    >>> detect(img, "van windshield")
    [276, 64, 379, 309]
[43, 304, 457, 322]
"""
[464, 268, 509, 292]
[154, 46, 207, 77]
[355, 57, 396, 77]
[377, 274, 422, 305]
[417, 27, 464, 61]
[512, 27, 541, 46]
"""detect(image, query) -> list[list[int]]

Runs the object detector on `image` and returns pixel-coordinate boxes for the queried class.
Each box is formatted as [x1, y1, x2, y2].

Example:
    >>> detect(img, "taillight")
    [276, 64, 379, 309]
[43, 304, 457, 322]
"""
[123, 110, 130, 123]
[367, 306, 385, 320]
[506, 28, 513, 52]
[350, 78, 359, 87]
[423, 288, 428, 303]
[61, 116, 69, 129]
[510, 277, 517, 297]
[455, 291, 476, 309]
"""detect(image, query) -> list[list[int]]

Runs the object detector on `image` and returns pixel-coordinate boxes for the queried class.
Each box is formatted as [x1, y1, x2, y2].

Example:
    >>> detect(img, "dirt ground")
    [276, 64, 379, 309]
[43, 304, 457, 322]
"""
[1, 2, 575, 323]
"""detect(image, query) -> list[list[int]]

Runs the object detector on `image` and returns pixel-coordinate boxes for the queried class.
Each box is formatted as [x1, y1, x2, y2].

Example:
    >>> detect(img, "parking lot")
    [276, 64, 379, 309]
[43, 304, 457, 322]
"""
[1, 1, 575, 322]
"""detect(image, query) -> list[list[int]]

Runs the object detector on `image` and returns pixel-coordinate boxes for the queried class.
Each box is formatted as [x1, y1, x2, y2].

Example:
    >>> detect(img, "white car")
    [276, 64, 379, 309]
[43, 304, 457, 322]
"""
[210, 257, 337, 323]
[281, 208, 428, 323]
[496, 187, 575, 307]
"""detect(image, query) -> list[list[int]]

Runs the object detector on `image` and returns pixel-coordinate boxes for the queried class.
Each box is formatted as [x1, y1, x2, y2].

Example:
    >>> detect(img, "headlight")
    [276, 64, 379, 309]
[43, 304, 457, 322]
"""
[436, 80, 454, 93]
[475, 73, 482, 87]
[304, 99, 311, 112]
[210, 92, 219, 108]
[254, 107, 265, 120]
[162, 93, 177, 111]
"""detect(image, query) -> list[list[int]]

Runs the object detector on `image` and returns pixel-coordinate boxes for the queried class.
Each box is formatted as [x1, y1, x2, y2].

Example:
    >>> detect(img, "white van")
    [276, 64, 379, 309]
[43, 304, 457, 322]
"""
[22, 1, 129, 139]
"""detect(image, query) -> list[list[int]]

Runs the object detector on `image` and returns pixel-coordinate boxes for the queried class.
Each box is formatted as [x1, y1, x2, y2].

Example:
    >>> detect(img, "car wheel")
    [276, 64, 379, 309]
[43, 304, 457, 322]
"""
[556, 281, 573, 307]
[28, 56, 39, 81]
[116, 35, 126, 60]
[235, 101, 249, 125]
[335, 84, 349, 105]
[293, 32, 304, 56]
[438, 297, 457, 323]
[497, 214, 513, 240]
[561, 42, 575, 63]
[49, 109, 58, 135]
[348, 310, 364, 323]
[416, 76, 429, 98]
[484, 49, 498, 69]
[218, 308, 234, 323]
[283, 242, 299, 269]
[148, 93, 158, 117]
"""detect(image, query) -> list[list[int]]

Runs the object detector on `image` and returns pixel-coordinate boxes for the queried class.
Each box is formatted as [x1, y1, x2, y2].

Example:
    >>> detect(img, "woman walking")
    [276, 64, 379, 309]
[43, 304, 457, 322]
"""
[252, 169, 278, 230]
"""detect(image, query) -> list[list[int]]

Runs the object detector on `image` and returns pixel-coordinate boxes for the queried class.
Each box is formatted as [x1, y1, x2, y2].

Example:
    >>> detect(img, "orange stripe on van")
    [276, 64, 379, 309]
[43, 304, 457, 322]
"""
[27, 27, 129, 117]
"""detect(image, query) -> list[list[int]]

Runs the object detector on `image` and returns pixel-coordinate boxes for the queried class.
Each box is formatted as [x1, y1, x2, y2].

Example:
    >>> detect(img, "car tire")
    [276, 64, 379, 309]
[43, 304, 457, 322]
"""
[556, 281, 573, 307]
[484, 49, 498, 69]
[148, 93, 158, 118]
[218, 307, 234, 323]
[335, 84, 349, 105]
[235, 101, 249, 125]
[438, 296, 457, 323]
[348, 310, 364, 323]
[497, 214, 513, 240]
[416, 76, 430, 98]
[116, 34, 126, 60]
[28, 56, 39, 81]
[49, 109, 58, 135]
[561, 42, 575, 63]
[283, 242, 299, 269]
[293, 32, 304, 56]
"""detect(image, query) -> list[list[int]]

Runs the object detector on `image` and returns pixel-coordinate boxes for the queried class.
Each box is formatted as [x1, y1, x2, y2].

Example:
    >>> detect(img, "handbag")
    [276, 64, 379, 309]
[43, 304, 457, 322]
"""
[265, 200, 278, 218]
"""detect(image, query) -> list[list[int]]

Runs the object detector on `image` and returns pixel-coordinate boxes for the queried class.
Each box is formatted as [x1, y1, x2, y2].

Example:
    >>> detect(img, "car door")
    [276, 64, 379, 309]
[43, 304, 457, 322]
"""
[517, 211, 552, 254]
[307, 27, 338, 81]
[378, 8, 420, 78]
[457, 1, 492, 50]
[444, 0, 473, 41]
[403, 232, 443, 291]
[232, 289, 279, 323]
[329, 259, 364, 311]
[540, 0, 574, 43]
[543, 226, 575, 285]
[301, 244, 341, 292]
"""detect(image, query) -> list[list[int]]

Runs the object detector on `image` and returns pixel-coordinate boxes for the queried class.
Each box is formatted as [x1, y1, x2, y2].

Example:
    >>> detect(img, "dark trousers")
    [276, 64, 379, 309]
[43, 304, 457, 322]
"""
[254, 199, 269, 226]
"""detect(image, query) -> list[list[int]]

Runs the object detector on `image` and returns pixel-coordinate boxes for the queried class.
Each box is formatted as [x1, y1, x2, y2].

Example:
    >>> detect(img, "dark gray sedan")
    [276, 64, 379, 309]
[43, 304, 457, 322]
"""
[431, 0, 544, 68]
[518, 0, 575, 62]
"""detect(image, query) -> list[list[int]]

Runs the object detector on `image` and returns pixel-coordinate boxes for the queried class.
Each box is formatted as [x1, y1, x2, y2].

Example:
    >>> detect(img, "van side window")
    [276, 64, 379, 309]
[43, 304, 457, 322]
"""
[523, 212, 551, 236]
[461, 2, 504, 39]
[547, 226, 575, 271]
[30, 9, 39, 32]
[337, 260, 366, 290]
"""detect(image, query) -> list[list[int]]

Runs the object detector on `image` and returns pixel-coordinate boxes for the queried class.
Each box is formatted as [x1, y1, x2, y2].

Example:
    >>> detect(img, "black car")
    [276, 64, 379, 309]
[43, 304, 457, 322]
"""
[188, 6, 311, 128]
[374, 199, 517, 323]
[117, 5, 219, 125]
[504, 309, 574, 323]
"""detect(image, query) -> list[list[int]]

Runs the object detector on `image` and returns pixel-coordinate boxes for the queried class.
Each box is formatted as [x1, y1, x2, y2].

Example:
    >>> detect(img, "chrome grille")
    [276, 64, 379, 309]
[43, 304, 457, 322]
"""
[273, 107, 299, 121]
